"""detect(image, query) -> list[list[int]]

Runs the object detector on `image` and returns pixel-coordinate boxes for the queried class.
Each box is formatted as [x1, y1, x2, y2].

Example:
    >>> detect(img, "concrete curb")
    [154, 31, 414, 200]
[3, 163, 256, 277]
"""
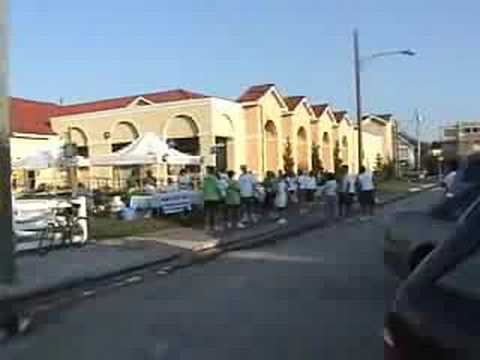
[2, 185, 437, 307]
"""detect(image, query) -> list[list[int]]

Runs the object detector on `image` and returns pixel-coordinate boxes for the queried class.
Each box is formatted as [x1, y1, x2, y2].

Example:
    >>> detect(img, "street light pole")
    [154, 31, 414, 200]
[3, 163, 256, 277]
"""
[0, 0, 15, 285]
[353, 29, 363, 171]
[353, 29, 416, 174]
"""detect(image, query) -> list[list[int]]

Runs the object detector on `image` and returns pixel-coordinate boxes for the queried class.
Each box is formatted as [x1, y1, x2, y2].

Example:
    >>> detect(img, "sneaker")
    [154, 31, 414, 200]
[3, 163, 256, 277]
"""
[236, 222, 246, 229]
[277, 218, 287, 225]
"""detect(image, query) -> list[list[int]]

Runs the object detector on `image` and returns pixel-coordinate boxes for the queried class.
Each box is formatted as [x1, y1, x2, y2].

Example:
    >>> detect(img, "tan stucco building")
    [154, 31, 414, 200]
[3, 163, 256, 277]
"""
[9, 85, 400, 190]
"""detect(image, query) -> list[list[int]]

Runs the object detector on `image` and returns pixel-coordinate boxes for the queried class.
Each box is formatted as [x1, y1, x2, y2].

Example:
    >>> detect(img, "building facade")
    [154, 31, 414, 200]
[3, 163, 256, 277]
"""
[9, 84, 400, 189]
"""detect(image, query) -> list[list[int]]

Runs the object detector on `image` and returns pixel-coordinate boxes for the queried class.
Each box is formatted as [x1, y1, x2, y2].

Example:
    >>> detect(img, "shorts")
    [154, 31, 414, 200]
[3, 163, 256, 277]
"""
[338, 192, 354, 205]
[359, 190, 375, 206]
[306, 190, 315, 202]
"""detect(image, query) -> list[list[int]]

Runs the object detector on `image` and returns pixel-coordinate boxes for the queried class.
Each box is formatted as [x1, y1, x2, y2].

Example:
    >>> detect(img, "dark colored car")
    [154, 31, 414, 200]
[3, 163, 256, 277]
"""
[384, 185, 480, 278]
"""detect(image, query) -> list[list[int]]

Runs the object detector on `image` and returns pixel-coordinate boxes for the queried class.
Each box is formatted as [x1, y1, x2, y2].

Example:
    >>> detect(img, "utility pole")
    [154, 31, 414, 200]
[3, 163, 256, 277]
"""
[415, 109, 422, 171]
[353, 29, 363, 171]
[0, 0, 15, 285]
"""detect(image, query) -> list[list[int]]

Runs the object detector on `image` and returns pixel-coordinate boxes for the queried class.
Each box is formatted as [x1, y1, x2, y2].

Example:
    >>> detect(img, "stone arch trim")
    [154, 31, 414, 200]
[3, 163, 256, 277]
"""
[110, 121, 139, 142]
[70, 127, 89, 146]
[297, 126, 309, 171]
[163, 114, 201, 138]
[264, 120, 280, 172]
[322, 131, 332, 171]
[341, 135, 349, 165]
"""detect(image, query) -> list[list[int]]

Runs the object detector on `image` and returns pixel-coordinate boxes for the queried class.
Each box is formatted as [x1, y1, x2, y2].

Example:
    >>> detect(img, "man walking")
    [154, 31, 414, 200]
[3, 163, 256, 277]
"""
[338, 165, 355, 217]
[357, 166, 376, 219]
[239, 165, 257, 224]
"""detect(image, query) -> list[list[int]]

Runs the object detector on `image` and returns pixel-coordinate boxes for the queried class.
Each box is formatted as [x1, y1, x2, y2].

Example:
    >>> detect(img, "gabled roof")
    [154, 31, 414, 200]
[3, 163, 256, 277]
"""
[237, 84, 275, 102]
[283, 96, 305, 111]
[362, 114, 390, 126]
[333, 111, 348, 124]
[312, 104, 329, 118]
[376, 113, 393, 121]
[399, 131, 417, 146]
[10, 97, 58, 135]
[55, 89, 209, 117]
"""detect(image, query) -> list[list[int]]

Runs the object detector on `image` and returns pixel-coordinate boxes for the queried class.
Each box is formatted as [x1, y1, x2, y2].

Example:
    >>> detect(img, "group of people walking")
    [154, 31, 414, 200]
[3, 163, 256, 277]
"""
[201, 164, 377, 233]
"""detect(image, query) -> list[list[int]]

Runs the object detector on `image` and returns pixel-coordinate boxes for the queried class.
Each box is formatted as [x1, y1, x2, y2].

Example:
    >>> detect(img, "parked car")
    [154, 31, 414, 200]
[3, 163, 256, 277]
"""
[385, 167, 480, 356]
[384, 184, 480, 278]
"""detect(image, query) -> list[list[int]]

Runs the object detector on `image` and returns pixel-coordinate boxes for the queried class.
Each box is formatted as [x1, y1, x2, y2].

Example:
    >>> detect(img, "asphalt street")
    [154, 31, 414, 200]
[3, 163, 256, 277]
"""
[2, 190, 442, 360]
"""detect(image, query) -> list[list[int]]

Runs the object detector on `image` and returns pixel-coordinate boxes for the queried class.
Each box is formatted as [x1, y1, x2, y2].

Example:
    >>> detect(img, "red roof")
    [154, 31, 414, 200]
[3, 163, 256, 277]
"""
[334, 111, 348, 124]
[10, 98, 58, 135]
[283, 96, 305, 111]
[55, 89, 209, 117]
[312, 104, 329, 118]
[237, 84, 275, 102]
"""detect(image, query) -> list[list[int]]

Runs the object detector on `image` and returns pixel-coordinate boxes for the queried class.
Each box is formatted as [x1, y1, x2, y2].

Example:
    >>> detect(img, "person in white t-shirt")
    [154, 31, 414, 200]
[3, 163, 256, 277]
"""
[275, 174, 288, 225]
[338, 165, 356, 217]
[357, 166, 376, 217]
[305, 171, 317, 204]
[297, 170, 309, 204]
[177, 169, 193, 191]
[322, 172, 338, 222]
[238, 165, 257, 224]
[286, 172, 299, 204]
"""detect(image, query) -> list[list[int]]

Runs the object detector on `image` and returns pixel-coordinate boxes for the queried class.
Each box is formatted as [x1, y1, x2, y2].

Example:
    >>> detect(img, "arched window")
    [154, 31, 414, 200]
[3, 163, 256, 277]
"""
[111, 122, 139, 152]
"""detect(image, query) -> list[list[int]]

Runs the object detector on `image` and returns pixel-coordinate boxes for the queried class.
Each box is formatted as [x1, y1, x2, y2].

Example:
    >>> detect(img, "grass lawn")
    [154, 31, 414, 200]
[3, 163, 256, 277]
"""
[90, 211, 205, 240]
[90, 217, 174, 240]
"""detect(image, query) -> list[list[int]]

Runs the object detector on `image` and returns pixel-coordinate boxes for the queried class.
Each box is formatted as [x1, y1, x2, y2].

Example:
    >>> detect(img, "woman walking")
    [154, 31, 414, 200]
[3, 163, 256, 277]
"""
[225, 170, 245, 229]
[201, 166, 222, 233]
[275, 174, 288, 225]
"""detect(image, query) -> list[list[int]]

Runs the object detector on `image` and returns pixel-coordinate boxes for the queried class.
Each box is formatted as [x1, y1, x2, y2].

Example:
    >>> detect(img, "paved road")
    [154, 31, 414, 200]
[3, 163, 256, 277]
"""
[2, 190, 442, 360]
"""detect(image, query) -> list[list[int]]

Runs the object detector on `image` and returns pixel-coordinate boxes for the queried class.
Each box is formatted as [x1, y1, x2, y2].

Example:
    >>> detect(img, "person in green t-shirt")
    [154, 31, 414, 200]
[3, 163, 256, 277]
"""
[202, 166, 222, 232]
[225, 170, 245, 229]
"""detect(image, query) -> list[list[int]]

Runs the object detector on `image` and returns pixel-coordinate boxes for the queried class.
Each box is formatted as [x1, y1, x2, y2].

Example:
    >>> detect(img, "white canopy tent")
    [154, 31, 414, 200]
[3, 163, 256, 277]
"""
[90, 132, 201, 166]
[12, 141, 90, 170]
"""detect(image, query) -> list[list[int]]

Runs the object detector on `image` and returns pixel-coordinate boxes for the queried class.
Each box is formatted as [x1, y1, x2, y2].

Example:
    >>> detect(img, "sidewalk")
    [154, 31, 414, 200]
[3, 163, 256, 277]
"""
[0, 183, 436, 303]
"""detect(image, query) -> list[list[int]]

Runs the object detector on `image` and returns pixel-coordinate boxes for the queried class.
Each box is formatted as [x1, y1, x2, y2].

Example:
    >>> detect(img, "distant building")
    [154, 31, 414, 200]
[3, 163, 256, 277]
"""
[397, 132, 417, 170]
[9, 84, 402, 190]
[442, 122, 480, 157]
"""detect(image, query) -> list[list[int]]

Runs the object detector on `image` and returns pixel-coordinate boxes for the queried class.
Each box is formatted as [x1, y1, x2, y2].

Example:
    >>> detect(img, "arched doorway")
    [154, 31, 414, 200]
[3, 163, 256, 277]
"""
[70, 127, 90, 188]
[165, 115, 201, 179]
[297, 127, 308, 171]
[265, 120, 279, 172]
[111, 122, 139, 152]
[342, 136, 349, 167]
[110, 122, 139, 189]
[165, 115, 200, 155]
[322, 132, 331, 170]
[70, 127, 89, 157]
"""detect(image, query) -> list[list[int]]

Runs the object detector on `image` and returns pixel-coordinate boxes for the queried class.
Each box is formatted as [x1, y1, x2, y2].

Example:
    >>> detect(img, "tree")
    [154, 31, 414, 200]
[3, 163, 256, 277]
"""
[311, 143, 323, 173]
[283, 137, 295, 174]
[333, 140, 342, 174]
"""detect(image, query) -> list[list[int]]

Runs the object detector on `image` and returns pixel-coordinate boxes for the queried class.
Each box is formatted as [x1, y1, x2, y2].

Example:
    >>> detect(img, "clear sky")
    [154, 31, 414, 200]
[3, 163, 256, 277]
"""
[10, 0, 480, 138]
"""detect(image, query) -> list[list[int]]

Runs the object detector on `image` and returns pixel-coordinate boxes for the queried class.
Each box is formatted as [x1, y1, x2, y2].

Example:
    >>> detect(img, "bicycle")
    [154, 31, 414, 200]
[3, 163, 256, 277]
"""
[37, 200, 86, 255]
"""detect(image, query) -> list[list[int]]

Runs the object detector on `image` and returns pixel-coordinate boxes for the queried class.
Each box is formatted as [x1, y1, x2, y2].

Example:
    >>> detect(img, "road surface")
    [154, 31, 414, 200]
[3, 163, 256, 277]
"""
[2, 190, 441, 360]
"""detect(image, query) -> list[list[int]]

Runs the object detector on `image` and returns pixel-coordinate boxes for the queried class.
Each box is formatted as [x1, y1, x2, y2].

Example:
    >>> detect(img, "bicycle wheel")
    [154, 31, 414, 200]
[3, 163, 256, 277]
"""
[37, 223, 55, 256]
[71, 219, 86, 247]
